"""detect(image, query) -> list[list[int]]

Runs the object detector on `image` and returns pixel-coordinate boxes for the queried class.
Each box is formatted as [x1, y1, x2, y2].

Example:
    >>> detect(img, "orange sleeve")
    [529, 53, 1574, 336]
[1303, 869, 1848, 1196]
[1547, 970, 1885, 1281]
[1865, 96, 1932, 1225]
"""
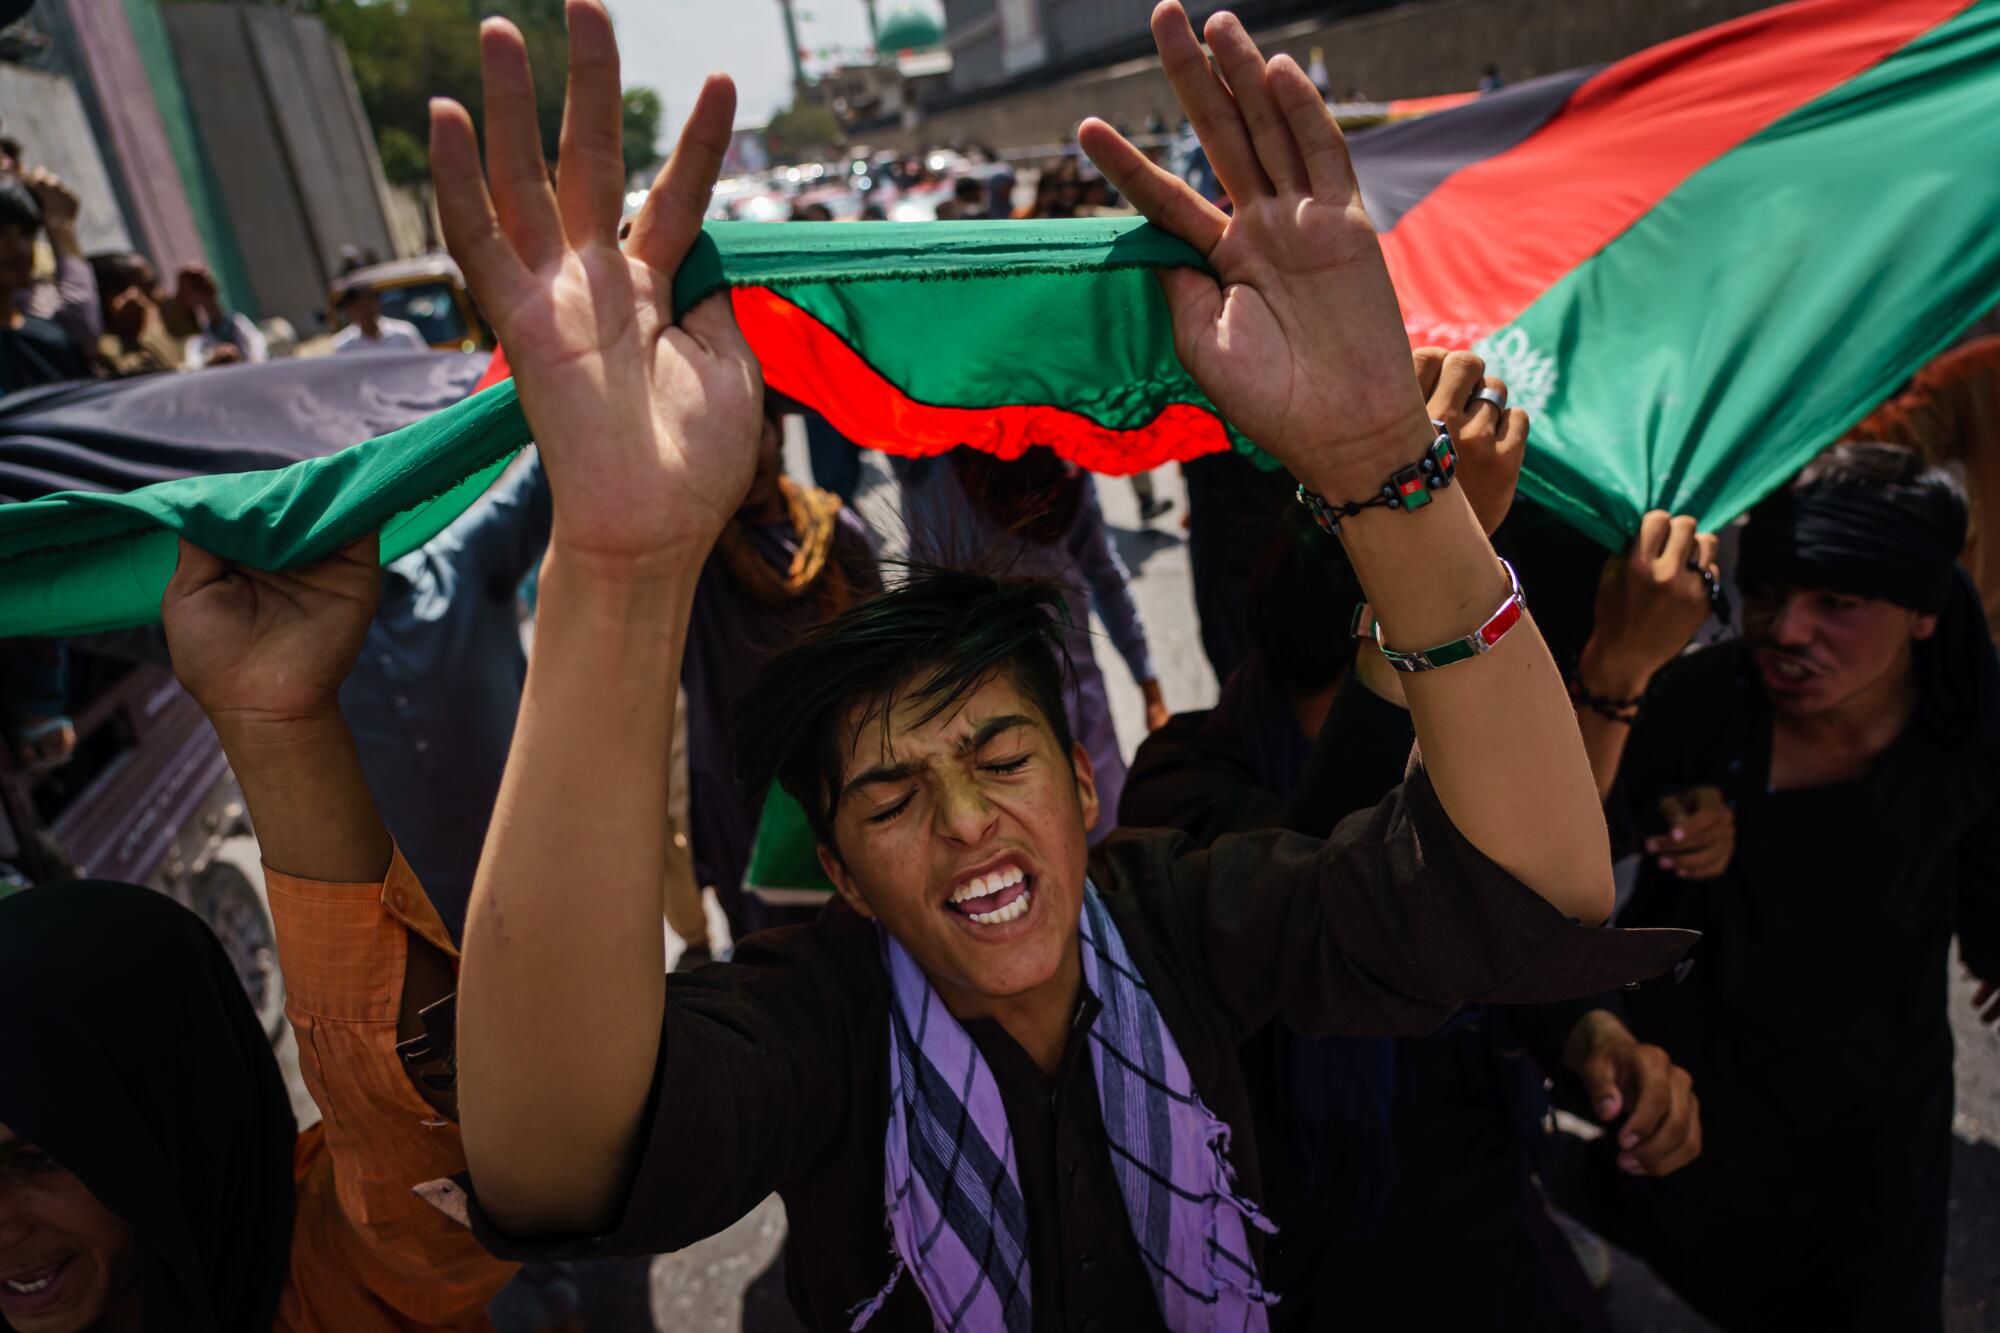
[266, 847, 517, 1331]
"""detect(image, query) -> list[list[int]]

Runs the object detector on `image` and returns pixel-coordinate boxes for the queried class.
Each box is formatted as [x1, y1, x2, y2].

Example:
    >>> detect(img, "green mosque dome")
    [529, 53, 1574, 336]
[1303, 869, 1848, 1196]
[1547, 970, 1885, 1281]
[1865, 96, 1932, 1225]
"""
[877, 8, 944, 54]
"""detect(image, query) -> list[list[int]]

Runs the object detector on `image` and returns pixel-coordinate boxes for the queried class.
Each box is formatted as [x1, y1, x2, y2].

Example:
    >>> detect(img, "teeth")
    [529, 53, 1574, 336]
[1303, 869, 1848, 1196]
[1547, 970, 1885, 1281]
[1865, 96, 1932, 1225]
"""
[5, 1275, 51, 1294]
[966, 885, 1031, 925]
[950, 864, 1024, 903]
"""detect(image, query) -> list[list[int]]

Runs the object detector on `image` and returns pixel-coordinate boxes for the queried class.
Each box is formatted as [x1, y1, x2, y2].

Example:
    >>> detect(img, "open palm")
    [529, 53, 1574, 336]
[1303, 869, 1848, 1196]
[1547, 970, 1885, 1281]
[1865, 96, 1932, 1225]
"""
[1080, 3, 1430, 496]
[429, 2, 761, 565]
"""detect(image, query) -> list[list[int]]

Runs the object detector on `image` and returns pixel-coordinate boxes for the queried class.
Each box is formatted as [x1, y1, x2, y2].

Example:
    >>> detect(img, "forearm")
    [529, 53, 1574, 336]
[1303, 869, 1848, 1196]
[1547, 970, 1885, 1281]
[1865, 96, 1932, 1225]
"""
[1573, 641, 1652, 800]
[1577, 712, 1633, 802]
[215, 712, 393, 884]
[457, 547, 694, 1233]
[1335, 474, 1613, 923]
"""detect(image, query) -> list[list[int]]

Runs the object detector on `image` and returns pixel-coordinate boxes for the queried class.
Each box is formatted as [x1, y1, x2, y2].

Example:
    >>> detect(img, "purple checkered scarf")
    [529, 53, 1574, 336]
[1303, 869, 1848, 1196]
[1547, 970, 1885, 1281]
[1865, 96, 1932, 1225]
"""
[852, 882, 1277, 1332]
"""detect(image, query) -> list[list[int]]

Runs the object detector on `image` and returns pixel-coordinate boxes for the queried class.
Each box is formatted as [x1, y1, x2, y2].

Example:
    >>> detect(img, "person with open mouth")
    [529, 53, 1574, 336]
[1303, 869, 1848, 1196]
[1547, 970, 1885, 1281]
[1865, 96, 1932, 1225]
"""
[304, 4, 1706, 1329]
[0, 535, 524, 1329]
[1557, 441, 2000, 1332]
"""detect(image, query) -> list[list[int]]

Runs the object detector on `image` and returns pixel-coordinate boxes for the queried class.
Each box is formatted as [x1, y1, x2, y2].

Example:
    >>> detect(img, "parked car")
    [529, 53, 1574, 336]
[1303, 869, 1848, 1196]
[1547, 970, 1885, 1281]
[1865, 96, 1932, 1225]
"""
[327, 255, 491, 352]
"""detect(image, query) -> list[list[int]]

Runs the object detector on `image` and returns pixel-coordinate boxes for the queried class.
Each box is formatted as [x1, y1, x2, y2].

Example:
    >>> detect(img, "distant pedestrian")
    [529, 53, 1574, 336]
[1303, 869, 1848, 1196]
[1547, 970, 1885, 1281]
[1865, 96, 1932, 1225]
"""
[0, 176, 89, 395]
[89, 251, 181, 378]
[331, 285, 427, 354]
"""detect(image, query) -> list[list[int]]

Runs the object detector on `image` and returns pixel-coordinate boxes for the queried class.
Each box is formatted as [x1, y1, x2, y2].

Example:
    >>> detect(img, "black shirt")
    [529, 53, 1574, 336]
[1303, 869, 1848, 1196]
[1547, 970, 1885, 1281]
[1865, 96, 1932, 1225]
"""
[465, 768, 1694, 1331]
[1591, 640, 1999, 1331]
[967, 990, 1164, 1333]
[0, 314, 89, 397]
[1609, 642, 2000, 1155]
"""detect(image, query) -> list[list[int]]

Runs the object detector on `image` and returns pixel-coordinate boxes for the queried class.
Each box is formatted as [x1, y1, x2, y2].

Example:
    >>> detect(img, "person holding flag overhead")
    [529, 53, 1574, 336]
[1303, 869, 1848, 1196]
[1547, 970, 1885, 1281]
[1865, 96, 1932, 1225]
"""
[1555, 441, 2000, 1333]
[140, 2, 1690, 1327]
[399, 4, 1698, 1327]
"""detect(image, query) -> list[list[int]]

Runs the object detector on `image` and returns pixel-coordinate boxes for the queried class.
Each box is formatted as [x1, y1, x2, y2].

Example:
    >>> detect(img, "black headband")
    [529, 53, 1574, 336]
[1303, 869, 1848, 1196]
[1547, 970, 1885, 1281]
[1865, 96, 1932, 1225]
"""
[1738, 481, 1960, 614]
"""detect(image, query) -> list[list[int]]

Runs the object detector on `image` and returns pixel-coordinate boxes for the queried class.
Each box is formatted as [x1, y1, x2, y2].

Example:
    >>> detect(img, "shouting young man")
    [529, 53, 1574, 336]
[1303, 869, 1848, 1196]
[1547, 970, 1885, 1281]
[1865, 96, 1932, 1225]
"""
[391, 3, 1699, 1328]
[1560, 441, 2000, 1333]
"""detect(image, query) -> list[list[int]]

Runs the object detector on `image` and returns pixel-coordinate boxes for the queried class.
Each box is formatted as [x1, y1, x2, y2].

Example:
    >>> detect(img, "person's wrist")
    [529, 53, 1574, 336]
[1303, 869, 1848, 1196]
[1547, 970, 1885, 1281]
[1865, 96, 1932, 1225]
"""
[1352, 639, 1408, 709]
[208, 705, 349, 760]
[1290, 409, 1437, 506]
[44, 220, 80, 256]
[1575, 639, 1657, 700]
[547, 524, 718, 586]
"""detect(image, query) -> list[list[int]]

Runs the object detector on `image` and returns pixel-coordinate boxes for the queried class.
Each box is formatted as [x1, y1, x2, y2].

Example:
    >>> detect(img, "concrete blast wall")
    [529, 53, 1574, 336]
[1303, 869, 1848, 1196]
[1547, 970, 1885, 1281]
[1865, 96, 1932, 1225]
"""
[0, 63, 134, 256]
[162, 4, 395, 333]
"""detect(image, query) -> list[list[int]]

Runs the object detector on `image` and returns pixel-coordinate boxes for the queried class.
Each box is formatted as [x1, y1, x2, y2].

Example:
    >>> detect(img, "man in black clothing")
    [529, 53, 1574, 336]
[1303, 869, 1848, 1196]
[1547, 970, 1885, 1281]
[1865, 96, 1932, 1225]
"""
[0, 175, 89, 398]
[1560, 442, 2000, 1332]
[433, 6, 1695, 1330]
[1122, 380, 1703, 1332]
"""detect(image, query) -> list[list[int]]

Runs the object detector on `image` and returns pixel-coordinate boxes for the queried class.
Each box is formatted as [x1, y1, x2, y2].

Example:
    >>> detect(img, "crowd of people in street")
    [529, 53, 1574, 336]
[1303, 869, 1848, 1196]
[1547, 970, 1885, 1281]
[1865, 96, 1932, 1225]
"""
[2, 3, 1998, 1332]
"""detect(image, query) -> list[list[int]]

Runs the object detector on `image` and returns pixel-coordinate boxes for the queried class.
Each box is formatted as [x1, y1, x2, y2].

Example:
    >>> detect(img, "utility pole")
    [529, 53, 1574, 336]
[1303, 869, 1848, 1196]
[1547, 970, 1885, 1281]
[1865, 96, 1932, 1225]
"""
[862, 0, 881, 53]
[776, 0, 808, 93]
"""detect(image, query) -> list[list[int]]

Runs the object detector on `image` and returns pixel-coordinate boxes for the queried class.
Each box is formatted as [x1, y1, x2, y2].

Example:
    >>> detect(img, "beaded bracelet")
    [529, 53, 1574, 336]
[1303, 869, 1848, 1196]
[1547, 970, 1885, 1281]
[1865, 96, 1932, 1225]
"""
[1296, 420, 1457, 535]
[1568, 668, 1645, 725]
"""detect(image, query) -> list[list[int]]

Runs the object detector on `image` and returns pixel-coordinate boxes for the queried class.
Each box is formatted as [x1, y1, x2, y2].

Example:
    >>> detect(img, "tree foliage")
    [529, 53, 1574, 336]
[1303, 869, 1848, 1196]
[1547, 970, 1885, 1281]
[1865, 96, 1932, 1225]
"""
[183, 0, 662, 187]
[765, 102, 841, 159]
[622, 87, 664, 182]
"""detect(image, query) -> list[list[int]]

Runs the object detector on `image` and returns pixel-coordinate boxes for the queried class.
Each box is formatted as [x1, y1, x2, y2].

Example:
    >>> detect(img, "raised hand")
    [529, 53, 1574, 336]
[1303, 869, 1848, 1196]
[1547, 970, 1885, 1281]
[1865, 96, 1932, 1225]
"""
[1080, 3, 1430, 501]
[1412, 347, 1528, 537]
[161, 536, 378, 730]
[1579, 512, 1721, 700]
[428, 0, 761, 569]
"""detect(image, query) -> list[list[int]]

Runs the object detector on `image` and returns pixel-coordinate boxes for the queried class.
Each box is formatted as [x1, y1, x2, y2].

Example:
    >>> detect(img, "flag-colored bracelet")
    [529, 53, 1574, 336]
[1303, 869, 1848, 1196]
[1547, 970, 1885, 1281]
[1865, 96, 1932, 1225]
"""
[1372, 559, 1527, 674]
[1295, 420, 1457, 535]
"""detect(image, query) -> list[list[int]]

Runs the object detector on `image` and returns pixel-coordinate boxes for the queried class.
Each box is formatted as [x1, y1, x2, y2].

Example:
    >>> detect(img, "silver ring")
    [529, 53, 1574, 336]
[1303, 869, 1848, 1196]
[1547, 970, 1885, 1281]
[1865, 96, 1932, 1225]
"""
[1467, 386, 1508, 414]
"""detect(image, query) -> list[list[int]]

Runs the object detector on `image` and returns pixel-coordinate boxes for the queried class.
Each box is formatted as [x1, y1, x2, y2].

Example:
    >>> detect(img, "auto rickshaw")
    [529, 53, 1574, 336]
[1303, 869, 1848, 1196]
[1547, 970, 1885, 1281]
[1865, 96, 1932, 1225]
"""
[326, 254, 491, 352]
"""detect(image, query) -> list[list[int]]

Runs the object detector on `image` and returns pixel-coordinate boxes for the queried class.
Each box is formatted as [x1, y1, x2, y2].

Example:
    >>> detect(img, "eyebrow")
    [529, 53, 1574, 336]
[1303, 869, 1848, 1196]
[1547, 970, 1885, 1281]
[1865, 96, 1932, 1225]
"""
[836, 714, 1039, 809]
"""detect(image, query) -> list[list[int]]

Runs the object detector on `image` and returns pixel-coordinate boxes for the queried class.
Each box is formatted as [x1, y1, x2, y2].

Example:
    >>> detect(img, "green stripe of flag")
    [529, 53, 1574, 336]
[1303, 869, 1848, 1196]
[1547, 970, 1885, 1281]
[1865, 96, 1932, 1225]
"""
[1484, 0, 2000, 549]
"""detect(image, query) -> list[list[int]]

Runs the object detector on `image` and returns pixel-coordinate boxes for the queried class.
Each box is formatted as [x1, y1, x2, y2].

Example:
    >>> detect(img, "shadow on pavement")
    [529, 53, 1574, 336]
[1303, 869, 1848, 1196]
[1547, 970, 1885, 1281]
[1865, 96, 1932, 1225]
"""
[1108, 522, 1182, 576]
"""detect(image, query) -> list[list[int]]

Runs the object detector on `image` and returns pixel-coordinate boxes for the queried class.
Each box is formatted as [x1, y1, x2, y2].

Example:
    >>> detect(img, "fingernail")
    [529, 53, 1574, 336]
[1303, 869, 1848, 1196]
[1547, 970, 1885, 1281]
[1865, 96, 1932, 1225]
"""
[1672, 827, 1687, 842]
[1620, 1132, 1639, 1149]
[1657, 856, 1674, 869]
[1596, 1096, 1619, 1118]
[1617, 1154, 1642, 1174]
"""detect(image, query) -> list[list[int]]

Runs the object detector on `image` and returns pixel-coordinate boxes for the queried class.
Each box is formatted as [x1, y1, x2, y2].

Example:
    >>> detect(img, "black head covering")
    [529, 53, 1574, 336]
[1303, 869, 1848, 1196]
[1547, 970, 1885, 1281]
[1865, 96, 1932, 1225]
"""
[0, 882, 296, 1332]
[1740, 479, 2000, 750]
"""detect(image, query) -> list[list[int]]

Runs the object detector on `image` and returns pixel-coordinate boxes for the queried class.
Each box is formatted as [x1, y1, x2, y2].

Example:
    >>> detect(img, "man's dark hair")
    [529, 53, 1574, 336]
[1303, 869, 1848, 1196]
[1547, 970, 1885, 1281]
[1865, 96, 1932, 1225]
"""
[88, 250, 152, 297]
[1793, 440, 1968, 549]
[734, 566, 1077, 854]
[953, 177, 985, 203]
[0, 173, 41, 233]
[1246, 505, 1365, 699]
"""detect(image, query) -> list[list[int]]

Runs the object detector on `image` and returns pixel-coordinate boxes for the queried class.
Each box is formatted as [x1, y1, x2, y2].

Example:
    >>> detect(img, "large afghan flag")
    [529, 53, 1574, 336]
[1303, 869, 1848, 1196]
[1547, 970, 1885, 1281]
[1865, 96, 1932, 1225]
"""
[3, 0, 1998, 635]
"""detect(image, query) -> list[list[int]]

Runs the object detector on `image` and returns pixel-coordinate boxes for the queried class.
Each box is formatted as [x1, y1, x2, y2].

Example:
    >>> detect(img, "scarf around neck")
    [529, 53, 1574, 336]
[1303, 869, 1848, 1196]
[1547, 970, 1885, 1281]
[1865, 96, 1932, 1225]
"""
[716, 473, 849, 609]
[857, 882, 1276, 1332]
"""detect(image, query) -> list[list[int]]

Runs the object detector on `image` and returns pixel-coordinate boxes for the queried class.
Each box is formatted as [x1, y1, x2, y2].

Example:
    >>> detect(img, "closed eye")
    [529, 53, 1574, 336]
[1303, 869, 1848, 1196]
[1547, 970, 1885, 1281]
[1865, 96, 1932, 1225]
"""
[865, 792, 915, 825]
[981, 755, 1030, 774]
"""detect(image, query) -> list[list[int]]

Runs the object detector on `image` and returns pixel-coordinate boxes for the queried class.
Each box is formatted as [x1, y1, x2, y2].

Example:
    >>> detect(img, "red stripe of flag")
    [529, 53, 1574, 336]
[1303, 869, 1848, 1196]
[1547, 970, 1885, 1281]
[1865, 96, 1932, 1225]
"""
[731, 286, 1233, 476]
[1383, 0, 1974, 349]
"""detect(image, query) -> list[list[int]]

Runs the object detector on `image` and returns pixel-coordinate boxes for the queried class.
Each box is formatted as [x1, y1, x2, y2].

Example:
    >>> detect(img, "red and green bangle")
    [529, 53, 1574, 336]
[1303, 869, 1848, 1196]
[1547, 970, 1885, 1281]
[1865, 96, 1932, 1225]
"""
[1296, 420, 1458, 535]
[1372, 559, 1527, 674]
